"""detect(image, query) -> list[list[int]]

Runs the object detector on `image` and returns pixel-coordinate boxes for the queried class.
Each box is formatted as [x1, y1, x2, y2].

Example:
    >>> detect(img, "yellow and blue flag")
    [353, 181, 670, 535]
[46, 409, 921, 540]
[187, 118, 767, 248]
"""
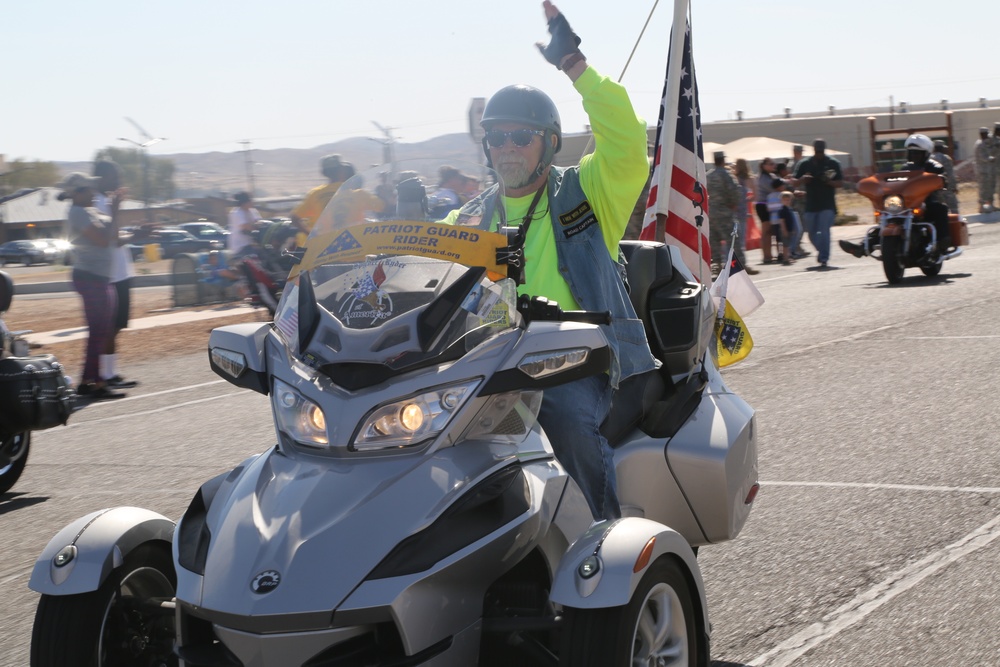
[715, 300, 753, 367]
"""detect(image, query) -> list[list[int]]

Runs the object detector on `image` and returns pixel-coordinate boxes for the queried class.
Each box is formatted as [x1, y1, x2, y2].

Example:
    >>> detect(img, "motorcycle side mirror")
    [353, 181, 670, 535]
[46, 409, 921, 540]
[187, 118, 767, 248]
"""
[297, 270, 321, 353]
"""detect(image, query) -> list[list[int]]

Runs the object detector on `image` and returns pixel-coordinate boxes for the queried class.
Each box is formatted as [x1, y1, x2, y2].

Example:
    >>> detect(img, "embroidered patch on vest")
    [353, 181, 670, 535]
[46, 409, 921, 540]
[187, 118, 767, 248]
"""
[559, 200, 597, 237]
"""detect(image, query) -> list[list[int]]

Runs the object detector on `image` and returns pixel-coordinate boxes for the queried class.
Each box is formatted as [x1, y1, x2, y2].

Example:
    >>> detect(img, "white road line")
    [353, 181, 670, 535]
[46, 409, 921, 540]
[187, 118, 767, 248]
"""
[904, 335, 1000, 340]
[80, 380, 228, 408]
[749, 513, 1000, 667]
[764, 480, 1000, 494]
[68, 392, 246, 427]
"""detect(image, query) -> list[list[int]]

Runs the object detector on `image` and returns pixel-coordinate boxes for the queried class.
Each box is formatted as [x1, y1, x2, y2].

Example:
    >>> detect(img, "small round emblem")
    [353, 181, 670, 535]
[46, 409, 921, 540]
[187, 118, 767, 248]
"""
[251, 570, 281, 594]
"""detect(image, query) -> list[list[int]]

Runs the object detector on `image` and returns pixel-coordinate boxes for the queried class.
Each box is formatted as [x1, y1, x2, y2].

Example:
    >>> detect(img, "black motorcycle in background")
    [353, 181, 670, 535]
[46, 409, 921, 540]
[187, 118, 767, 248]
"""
[0, 271, 74, 495]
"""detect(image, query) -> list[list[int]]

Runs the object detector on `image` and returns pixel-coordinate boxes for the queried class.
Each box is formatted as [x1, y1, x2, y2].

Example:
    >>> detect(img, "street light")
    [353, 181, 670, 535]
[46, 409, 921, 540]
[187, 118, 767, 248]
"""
[118, 117, 167, 222]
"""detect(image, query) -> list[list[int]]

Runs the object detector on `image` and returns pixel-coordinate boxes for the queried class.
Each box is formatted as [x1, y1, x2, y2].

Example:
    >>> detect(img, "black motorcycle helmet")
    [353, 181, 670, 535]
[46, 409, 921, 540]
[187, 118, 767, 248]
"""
[480, 85, 562, 177]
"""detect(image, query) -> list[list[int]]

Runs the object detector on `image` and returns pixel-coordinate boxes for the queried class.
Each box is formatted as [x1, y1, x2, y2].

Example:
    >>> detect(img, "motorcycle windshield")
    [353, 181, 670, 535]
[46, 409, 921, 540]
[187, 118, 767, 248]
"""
[273, 159, 519, 368]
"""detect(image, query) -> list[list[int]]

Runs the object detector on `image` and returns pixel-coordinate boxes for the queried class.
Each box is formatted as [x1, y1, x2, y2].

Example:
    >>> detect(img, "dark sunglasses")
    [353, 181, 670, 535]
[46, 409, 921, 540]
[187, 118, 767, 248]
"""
[485, 128, 545, 148]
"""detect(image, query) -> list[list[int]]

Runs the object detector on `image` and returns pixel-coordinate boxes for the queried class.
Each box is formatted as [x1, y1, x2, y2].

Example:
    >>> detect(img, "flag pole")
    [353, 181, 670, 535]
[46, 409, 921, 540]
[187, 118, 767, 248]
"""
[655, 0, 690, 243]
[578, 0, 661, 163]
[682, 0, 711, 372]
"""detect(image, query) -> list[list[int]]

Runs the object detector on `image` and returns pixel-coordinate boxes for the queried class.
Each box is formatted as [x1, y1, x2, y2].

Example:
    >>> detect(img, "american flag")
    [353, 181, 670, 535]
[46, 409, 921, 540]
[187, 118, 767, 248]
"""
[640, 8, 711, 283]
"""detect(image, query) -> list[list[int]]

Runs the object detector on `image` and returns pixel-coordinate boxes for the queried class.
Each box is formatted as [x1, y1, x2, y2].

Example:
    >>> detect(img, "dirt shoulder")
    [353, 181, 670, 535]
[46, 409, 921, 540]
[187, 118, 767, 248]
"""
[7, 289, 268, 380]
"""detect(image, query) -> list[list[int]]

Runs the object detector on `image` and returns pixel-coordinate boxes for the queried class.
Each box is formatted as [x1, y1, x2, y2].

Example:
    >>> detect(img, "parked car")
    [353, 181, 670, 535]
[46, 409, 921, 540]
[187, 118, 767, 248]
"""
[36, 238, 74, 264]
[178, 221, 230, 245]
[150, 228, 224, 259]
[0, 240, 59, 266]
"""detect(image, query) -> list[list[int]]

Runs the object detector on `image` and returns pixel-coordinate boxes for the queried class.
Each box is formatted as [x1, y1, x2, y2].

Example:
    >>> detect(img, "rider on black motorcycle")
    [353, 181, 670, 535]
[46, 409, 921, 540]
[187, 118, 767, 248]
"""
[841, 133, 952, 258]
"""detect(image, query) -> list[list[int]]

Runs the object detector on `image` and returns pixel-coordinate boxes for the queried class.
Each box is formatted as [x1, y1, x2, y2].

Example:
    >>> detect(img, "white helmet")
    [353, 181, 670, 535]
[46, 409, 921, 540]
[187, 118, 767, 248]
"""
[904, 133, 934, 153]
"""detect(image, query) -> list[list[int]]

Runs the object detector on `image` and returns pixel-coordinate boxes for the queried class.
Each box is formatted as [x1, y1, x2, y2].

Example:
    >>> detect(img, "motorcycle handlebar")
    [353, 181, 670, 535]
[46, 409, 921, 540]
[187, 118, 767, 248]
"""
[516, 295, 611, 325]
[560, 310, 612, 325]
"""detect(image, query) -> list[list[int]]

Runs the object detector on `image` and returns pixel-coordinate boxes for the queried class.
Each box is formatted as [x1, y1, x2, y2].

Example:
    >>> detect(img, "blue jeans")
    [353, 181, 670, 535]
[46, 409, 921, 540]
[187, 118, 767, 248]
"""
[537, 374, 619, 521]
[804, 209, 836, 263]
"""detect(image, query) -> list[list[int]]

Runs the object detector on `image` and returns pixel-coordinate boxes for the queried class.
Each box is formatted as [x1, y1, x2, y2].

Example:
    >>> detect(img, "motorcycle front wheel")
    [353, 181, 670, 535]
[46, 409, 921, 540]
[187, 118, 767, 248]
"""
[0, 431, 30, 495]
[881, 236, 905, 284]
[31, 543, 177, 667]
[559, 556, 702, 667]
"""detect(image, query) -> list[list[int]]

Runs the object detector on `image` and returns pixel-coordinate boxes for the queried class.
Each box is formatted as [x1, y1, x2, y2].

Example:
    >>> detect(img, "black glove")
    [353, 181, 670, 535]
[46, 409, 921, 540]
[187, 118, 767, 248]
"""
[537, 12, 583, 69]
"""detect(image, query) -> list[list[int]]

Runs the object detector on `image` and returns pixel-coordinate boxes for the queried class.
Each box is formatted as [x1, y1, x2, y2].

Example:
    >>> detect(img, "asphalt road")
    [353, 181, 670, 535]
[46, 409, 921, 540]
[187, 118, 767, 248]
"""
[2, 222, 999, 666]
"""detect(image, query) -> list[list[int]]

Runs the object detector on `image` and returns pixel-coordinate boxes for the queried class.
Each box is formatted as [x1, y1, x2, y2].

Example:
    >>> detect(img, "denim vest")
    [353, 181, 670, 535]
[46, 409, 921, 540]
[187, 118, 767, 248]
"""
[543, 166, 656, 388]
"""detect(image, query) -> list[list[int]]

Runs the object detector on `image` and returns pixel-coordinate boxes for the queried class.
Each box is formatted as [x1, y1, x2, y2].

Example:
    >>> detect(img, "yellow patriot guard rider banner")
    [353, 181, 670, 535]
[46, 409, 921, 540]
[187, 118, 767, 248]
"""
[715, 300, 753, 367]
[290, 220, 509, 280]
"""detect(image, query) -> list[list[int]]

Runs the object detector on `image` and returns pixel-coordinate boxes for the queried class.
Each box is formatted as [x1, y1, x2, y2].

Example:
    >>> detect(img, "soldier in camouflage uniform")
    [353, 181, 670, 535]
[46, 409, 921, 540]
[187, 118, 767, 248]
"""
[707, 151, 743, 273]
[788, 145, 810, 257]
[930, 140, 959, 214]
[974, 127, 995, 212]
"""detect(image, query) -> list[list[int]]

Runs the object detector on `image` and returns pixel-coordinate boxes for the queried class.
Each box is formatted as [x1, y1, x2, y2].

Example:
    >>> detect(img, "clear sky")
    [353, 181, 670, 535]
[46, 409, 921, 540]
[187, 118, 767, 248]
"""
[6, 0, 996, 164]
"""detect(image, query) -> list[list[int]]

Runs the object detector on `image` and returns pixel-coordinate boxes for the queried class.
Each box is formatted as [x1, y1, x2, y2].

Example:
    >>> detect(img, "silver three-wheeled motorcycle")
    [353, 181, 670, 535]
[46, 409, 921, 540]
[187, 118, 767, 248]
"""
[29, 160, 757, 666]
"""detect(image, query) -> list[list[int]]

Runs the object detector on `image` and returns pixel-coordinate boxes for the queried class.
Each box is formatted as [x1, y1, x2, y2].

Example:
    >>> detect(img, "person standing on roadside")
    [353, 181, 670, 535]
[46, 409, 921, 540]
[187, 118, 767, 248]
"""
[974, 127, 994, 213]
[227, 191, 261, 256]
[788, 144, 811, 258]
[992, 123, 1000, 211]
[91, 160, 138, 389]
[754, 158, 778, 264]
[732, 158, 759, 274]
[706, 151, 742, 275]
[793, 139, 843, 269]
[58, 173, 126, 400]
[930, 140, 959, 214]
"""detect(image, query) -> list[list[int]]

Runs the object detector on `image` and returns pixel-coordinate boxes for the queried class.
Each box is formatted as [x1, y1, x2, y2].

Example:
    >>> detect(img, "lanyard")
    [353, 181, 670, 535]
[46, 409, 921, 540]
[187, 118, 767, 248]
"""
[517, 182, 549, 240]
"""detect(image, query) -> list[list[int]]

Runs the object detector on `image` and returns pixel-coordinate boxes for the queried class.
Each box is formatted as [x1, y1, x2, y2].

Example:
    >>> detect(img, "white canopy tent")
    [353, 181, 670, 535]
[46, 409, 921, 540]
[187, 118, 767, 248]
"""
[702, 141, 725, 158]
[719, 136, 848, 164]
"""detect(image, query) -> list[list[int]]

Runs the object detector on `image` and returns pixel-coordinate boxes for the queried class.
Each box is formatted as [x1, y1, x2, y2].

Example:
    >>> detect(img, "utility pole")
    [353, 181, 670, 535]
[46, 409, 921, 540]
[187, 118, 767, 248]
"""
[239, 140, 256, 195]
[118, 117, 166, 223]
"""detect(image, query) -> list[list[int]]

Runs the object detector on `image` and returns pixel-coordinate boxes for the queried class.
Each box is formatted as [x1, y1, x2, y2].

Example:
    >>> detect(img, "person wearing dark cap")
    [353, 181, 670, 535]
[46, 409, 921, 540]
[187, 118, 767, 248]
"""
[228, 191, 262, 255]
[91, 160, 138, 389]
[706, 151, 750, 275]
[930, 140, 959, 213]
[290, 154, 356, 246]
[57, 172, 126, 400]
[974, 127, 994, 212]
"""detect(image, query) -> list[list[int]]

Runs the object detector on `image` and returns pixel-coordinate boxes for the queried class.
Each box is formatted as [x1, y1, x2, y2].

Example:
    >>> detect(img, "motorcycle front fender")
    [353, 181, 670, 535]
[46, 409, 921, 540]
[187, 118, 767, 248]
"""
[550, 517, 706, 623]
[28, 506, 174, 596]
[880, 223, 904, 237]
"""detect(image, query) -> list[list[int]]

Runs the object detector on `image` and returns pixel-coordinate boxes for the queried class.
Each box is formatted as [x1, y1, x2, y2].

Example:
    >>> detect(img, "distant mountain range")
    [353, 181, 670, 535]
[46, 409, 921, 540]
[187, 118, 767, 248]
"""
[57, 133, 485, 199]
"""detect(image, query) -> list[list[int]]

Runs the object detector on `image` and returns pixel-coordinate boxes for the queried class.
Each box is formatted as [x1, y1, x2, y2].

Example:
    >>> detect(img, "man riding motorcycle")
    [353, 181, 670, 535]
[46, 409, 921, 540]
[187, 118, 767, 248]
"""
[841, 133, 952, 258]
[441, 0, 655, 522]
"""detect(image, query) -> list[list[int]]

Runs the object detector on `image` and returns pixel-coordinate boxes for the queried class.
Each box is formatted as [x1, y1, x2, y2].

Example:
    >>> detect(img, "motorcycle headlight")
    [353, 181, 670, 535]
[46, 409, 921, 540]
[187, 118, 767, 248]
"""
[272, 378, 328, 447]
[883, 195, 905, 215]
[353, 380, 480, 452]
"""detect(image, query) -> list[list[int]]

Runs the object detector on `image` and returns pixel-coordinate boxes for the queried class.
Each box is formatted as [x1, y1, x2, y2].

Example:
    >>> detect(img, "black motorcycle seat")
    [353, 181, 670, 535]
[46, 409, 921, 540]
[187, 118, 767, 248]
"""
[601, 369, 665, 447]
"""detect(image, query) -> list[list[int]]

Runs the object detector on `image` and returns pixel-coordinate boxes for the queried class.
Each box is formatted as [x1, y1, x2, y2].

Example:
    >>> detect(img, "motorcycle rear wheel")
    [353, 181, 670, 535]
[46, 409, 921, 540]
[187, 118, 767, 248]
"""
[559, 556, 702, 667]
[881, 236, 905, 284]
[31, 543, 177, 667]
[0, 431, 30, 496]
